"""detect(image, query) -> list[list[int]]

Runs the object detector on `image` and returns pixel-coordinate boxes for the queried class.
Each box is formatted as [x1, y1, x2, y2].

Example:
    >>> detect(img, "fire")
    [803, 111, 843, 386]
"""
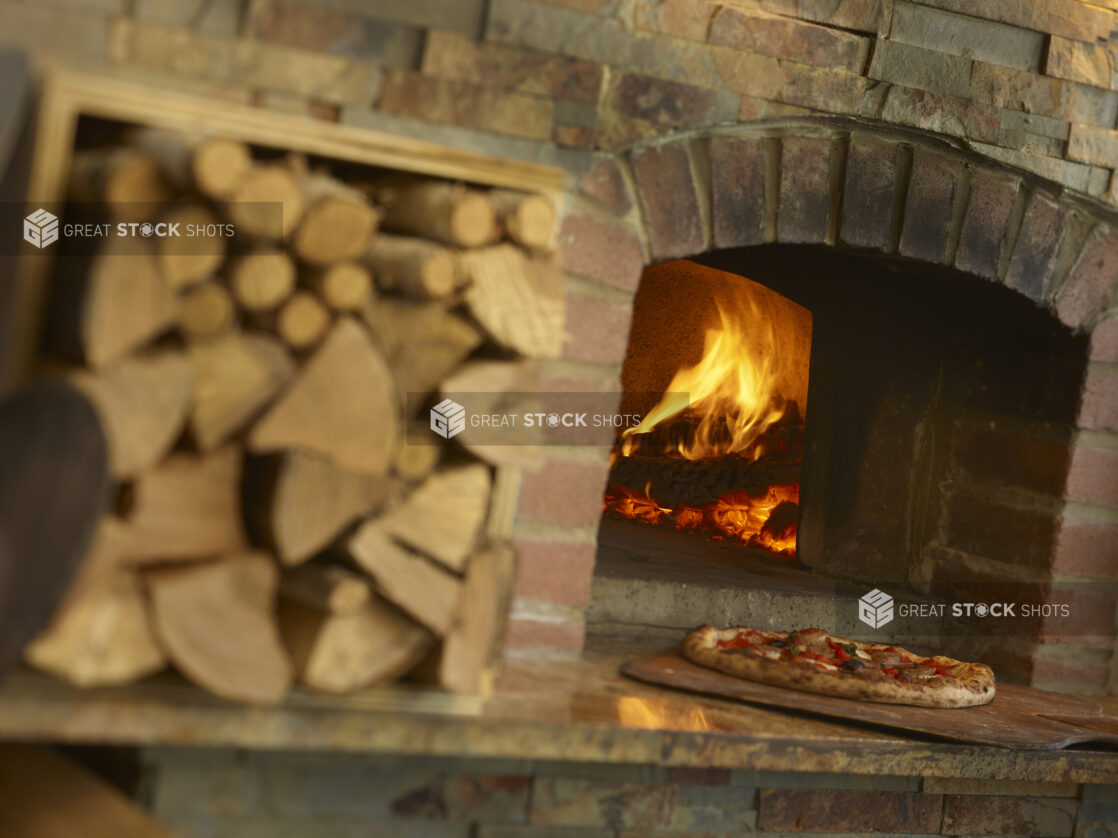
[621, 299, 786, 460]
[615, 695, 712, 732]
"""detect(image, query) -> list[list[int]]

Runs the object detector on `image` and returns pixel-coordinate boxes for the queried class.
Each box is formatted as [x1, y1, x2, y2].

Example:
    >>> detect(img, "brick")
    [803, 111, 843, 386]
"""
[949, 423, 1071, 497]
[737, 96, 811, 119]
[1056, 227, 1118, 329]
[710, 135, 767, 249]
[579, 159, 633, 216]
[1070, 124, 1118, 168]
[998, 129, 1065, 157]
[709, 7, 869, 72]
[561, 288, 632, 366]
[635, 0, 717, 42]
[942, 794, 1076, 836]
[890, 1, 1045, 72]
[1080, 368, 1118, 432]
[923, 778, 1078, 797]
[971, 140, 1099, 194]
[553, 124, 593, 148]
[518, 459, 611, 526]
[999, 109, 1071, 141]
[378, 70, 553, 140]
[868, 40, 972, 98]
[322, 0, 487, 38]
[480, 826, 613, 838]
[974, 61, 1118, 127]
[955, 172, 1021, 279]
[504, 613, 585, 654]
[663, 767, 732, 786]
[757, 788, 942, 832]
[943, 493, 1058, 569]
[1046, 36, 1114, 89]
[1067, 444, 1118, 507]
[1054, 517, 1118, 577]
[1004, 193, 1069, 303]
[245, 0, 423, 66]
[423, 30, 601, 103]
[1090, 318, 1118, 362]
[559, 213, 644, 292]
[138, 0, 239, 34]
[840, 132, 898, 250]
[593, 108, 676, 152]
[906, 0, 1114, 44]
[513, 539, 596, 606]
[881, 85, 1001, 143]
[898, 148, 963, 264]
[731, 771, 918, 791]
[755, 0, 885, 32]
[1038, 586, 1118, 639]
[607, 71, 738, 129]
[778, 135, 837, 244]
[632, 143, 705, 261]
[778, 62, 867, 114]
[709, 46, 784, 100]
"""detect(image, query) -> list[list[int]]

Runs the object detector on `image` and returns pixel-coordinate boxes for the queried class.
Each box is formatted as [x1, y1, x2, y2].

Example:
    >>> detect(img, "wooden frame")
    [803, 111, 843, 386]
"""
[1, 67, 566, 391]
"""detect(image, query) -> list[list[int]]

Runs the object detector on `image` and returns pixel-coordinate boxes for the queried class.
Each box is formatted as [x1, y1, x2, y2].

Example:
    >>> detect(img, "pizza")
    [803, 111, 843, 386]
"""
[682, 625, 995, 708]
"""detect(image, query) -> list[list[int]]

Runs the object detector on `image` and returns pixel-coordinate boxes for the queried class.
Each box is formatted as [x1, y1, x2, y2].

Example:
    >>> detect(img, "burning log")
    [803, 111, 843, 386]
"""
[145, 552, 293, 705]
[608, 453, 801, 509]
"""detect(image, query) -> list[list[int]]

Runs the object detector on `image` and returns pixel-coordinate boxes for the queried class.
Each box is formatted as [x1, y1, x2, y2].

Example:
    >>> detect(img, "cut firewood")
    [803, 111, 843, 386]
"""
[361, 299, 482, 401]
[460, 245, 564, 358]
[276, 290, 331, 350]
[178, 281, 236, 341]
[245, 451, 396, 565]
[71, 349, 193, 479]
[189, 332, 295, 450]
[123, 447, 248, 563]
[279, 563, 372, 615]
[192, 137, 252, 198]
[249, 317, 400, 475]
[489, 188, 556, 251]
[229, 249, 297, 311]
[279, 596, 434, 694]
[378, 179, 497, 247]
[608, 452, 802, 509]
[24, 567, 166, 688]
[307, 262, 374, 312]
[227, 164, 305, 239]
[440, 359, 544, 469]
[392, 426, 443, 482]
[361, 233, 458, 299]
[157, 203, 226, 291]
[69, 147, 170, 221]
[146, 552, 293, 705]
[373, 463, 491, 573]
[292, 174, 379, 265]
[346, 524, 462, 636]
[440, 540, 515, 695]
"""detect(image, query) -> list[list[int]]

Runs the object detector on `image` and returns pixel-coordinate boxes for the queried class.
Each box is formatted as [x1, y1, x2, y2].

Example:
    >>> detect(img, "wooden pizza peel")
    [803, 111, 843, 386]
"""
[622, 649, 1118, 750]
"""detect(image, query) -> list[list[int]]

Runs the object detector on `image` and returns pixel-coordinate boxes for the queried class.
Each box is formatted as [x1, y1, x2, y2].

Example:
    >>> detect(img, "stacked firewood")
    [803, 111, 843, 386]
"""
[24, 128, 563, 703]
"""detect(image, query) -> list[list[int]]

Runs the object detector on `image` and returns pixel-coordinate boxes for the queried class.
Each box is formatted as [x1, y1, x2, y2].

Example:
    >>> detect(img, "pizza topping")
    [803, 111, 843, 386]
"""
[840, 659, 865, 671]
[766, 638, 787, 648]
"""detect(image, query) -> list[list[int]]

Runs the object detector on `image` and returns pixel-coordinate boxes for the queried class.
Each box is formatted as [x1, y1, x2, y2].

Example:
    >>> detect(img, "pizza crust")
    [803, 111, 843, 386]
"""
[682, 625, 995, 709]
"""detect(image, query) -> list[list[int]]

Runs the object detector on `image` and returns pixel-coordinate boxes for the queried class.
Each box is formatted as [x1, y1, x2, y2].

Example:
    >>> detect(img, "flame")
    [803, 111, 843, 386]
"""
[622, 299, 786, 459]
[616, 696, 712, 732]
[603, 483, 799, 558]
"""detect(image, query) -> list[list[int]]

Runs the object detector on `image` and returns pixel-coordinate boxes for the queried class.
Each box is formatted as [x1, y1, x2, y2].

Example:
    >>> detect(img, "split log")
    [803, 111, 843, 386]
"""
[156, 203, 225, 291]
[276, 290, 331, 351]
[378, 179, 497, 247]
[440, 541, 515, 695]
[608, 452, 802, 509]
[71, 349, 193, 479]
[178, 281, 236, 341]
[346, 524, 462, 637]
[361, 234, 458, 299]
[227, 164, 305, 239]
[229, 249, 297, 312]
[146, 552, 293, 705]
[69, 148, 170, 221]
[249, 317, 400, 475]
[25, 560, 166, 688]
[189, 332, 295, 450]
[192, 137, 252, 198]
[292, 174, 379, 265]
[279, 596, 434, 694]
[361, 299, 482, 401]
[245, 451, 396, 566]
[123, 447, 248, 563]
[392, 426, 443, 482]
[373, 463, 491, 573]
[489, 189, 556, 251]
[307, 262, 373, 312]
[278, 563, 371, 615]
[460, 245, 564, 358]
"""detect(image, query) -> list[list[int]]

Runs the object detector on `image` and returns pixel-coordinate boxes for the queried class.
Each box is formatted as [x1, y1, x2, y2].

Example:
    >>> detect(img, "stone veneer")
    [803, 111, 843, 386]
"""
[8, 0, 1118, 688]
